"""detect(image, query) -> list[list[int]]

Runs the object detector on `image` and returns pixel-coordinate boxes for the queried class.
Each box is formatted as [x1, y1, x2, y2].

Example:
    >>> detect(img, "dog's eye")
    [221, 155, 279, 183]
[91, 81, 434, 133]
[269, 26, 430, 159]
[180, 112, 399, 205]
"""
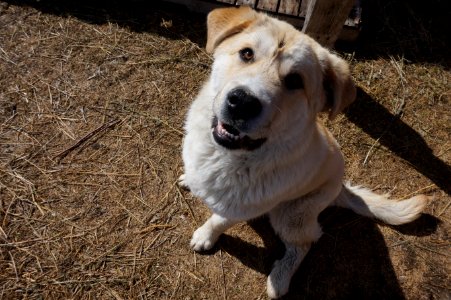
[239, 48, 254, 62]
[284, 73, 304, 90]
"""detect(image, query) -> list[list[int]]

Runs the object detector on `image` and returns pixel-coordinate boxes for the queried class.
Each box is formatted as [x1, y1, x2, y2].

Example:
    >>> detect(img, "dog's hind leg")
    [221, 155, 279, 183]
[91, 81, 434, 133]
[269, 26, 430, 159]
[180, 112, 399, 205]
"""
[190, 213, 237, 252]
[267, 187, 337, 298]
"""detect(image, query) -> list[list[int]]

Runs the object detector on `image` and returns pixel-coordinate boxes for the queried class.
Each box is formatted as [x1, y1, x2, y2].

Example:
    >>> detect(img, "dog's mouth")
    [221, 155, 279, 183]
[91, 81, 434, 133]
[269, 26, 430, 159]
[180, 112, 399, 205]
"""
[211, 116, 266, 151]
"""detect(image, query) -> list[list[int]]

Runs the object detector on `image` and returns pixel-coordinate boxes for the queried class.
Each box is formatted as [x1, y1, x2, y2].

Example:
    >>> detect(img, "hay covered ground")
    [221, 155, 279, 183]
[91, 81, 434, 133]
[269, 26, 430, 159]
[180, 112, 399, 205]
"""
[0, 0, 449, 299]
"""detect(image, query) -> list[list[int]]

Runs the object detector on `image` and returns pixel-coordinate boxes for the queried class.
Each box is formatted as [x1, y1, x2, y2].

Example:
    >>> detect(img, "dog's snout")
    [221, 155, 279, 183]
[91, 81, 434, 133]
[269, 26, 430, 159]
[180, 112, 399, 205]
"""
[226, 88, 262, 121]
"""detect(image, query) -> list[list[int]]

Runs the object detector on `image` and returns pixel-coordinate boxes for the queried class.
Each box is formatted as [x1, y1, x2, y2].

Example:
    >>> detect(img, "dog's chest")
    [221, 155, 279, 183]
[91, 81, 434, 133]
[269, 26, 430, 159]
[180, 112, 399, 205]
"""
[184, 142, 318, 220]
[188, 154, 268, 219]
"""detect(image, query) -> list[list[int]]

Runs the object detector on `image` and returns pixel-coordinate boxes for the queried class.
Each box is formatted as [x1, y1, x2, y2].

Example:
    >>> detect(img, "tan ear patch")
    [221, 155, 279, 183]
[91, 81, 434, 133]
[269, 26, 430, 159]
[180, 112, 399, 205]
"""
[206, 6, 259, 53]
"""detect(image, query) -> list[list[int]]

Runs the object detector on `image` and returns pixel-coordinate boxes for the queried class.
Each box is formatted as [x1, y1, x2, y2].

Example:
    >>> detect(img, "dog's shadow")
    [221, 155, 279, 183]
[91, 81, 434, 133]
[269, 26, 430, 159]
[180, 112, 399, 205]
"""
[345, 88, 451, 195]
[215, 209, 439, 299]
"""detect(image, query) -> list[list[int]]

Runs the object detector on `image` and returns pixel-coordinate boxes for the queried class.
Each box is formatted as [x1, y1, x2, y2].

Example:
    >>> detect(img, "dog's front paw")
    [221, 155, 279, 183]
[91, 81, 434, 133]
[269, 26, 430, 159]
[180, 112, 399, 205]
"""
[266, 260, 291, 299]
[190, 225, 218, 252]
[178, 174, 190, 190]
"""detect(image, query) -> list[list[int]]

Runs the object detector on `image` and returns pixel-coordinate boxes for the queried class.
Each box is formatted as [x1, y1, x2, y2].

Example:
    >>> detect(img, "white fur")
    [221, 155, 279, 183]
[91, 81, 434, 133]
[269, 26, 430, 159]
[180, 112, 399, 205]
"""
[335, 182, 429, 225]
[181, 7, 427, 298]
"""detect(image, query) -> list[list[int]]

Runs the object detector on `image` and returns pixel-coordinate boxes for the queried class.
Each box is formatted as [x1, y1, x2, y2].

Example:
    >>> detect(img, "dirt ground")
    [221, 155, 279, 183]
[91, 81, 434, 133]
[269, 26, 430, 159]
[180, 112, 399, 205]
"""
[0, 0, 449, 299]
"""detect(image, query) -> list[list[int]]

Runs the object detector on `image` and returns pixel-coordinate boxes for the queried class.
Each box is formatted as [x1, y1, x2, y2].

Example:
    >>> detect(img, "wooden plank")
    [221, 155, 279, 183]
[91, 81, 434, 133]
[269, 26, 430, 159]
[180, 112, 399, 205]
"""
[257, 0, 279, 12]
[302, 0, 355, 47]
[216, 0, 236, 4]
[278, 0, 301, 16]
[161, 0, 224, 12]
[299, 0, 308, 17]
[160, 0, 360, 42]
[236, 0, 257, 7]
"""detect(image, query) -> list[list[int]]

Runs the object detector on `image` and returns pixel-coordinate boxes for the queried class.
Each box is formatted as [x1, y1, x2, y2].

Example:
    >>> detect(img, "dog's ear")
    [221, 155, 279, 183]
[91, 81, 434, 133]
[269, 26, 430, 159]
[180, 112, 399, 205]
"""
[319, 51, 356, 119]
[206, 6, 258, 53]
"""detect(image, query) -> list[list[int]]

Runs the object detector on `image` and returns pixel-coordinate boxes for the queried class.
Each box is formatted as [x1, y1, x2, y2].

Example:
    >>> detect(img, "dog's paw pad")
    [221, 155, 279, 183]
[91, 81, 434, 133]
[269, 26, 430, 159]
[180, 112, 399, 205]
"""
[190, 227, 217, 252]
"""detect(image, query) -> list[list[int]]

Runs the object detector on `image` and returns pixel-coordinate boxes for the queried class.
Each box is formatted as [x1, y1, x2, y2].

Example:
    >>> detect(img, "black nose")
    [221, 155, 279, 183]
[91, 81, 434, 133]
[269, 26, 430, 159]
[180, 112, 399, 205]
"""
[226, 88, 262, 121]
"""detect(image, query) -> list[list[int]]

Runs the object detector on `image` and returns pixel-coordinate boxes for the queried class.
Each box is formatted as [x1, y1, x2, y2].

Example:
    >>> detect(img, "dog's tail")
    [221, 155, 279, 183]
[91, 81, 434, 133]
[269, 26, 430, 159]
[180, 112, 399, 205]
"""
[333, 182, 429, 225]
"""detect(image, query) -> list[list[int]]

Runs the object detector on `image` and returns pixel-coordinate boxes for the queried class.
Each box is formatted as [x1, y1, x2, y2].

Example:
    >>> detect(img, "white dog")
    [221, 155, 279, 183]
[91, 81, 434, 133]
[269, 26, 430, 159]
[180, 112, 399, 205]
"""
[180, 6, 427, 298]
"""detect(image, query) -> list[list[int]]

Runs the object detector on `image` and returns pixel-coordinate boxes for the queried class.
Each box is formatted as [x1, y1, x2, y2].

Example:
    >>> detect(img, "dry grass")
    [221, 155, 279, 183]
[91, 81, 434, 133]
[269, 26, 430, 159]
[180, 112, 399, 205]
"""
[0, 0, 449, 299]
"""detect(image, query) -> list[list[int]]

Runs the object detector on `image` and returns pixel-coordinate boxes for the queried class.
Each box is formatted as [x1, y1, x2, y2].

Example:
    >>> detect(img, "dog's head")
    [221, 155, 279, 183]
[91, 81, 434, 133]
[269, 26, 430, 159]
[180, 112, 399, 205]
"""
[206, 6, 356, 151]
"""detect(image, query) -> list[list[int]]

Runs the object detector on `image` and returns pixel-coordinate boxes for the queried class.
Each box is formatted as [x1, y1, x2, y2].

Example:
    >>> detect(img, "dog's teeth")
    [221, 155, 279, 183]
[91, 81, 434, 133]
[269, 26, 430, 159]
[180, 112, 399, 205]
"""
[216, 122, 243, 140]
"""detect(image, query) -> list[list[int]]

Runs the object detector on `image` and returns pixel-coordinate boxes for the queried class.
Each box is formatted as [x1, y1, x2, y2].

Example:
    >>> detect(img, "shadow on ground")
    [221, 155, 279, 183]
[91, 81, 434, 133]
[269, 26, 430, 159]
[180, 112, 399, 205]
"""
[2, 0, 450, 67]
[1, 0, 208, 45]
[216, 209, 439, 299]
[346, 88, 451, 196]
[345, 0, 450, 67]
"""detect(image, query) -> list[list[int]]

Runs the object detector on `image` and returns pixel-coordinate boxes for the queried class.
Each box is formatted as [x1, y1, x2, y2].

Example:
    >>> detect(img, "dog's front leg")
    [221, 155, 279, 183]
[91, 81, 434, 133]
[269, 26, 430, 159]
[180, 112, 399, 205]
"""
[190, 213, 237, 251]
[266, 186, 338, 298]
[266, 243, 311, 298]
